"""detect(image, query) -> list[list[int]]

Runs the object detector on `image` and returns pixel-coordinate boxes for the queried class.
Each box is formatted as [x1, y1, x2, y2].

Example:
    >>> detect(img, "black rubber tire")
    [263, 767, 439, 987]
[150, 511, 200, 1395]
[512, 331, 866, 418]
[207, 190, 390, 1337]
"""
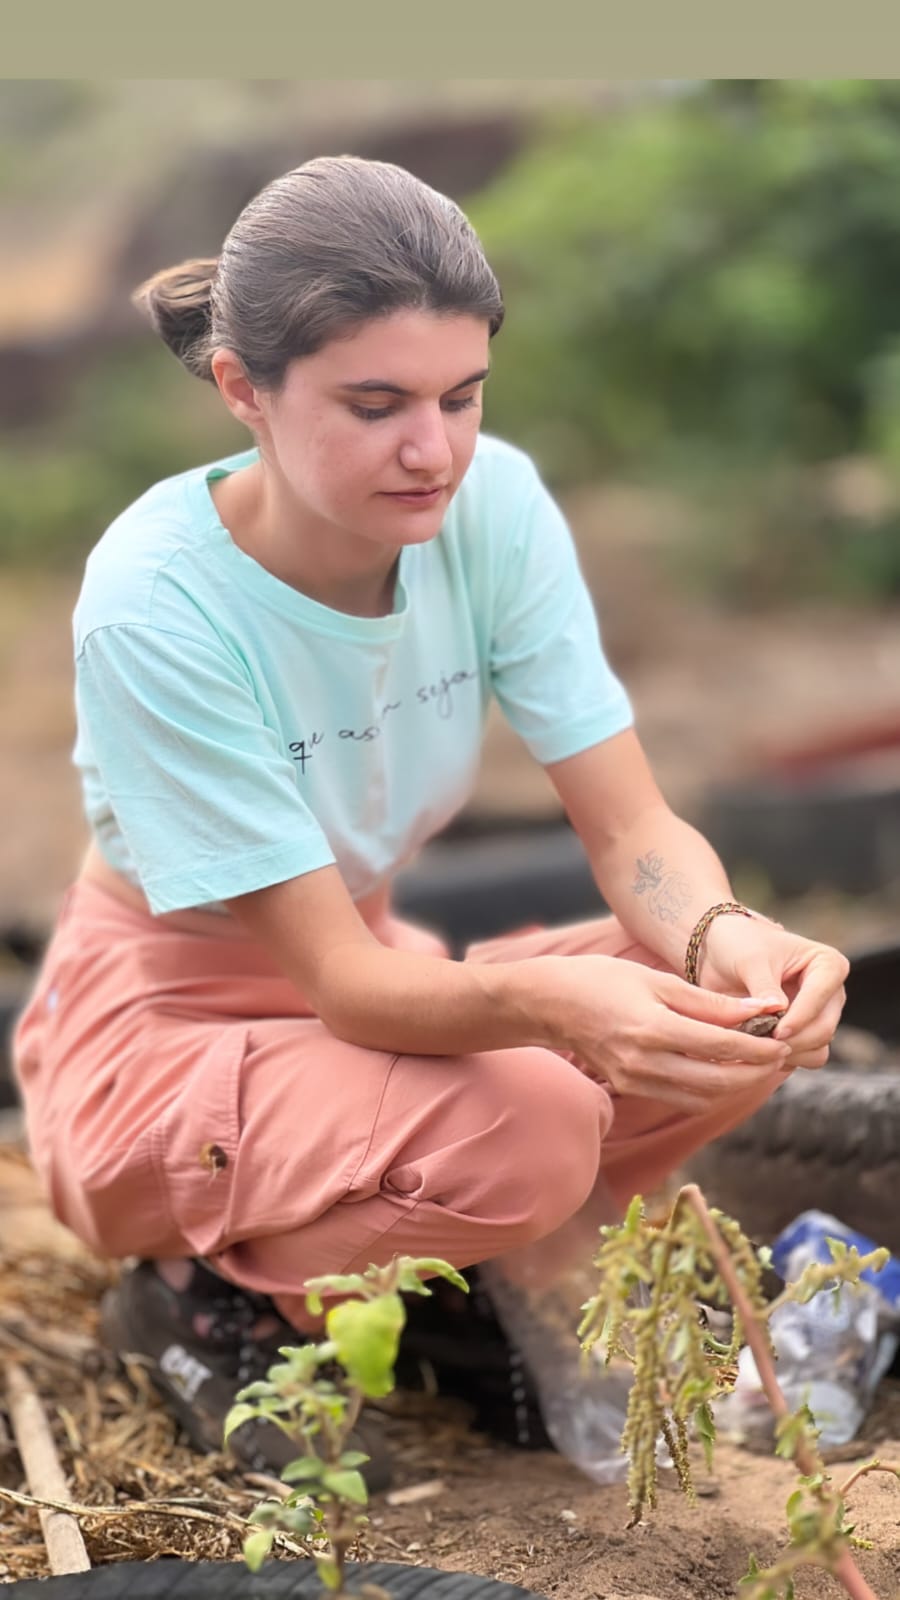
[838, 939, 900, 1046]
[393, 823, 603, 952]
[5, 1560, 546, 1600]
[0, 979, 29, 1110]
[685, 1065, 900, 1252]
[697, 775, 900, 898]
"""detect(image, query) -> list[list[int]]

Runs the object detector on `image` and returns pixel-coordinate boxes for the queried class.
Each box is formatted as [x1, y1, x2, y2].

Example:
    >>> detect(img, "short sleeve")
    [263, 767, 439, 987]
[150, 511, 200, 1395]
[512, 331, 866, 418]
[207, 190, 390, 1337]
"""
[75, 623, 336, 913]
[489, 465, 634, 763]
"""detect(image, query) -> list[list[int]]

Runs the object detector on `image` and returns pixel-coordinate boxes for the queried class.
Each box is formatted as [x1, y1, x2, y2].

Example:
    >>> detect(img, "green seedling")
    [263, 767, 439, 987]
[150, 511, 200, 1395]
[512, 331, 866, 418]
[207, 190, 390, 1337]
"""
[579, 1182, 899, 1600]
[225, 1255, 467, 1598]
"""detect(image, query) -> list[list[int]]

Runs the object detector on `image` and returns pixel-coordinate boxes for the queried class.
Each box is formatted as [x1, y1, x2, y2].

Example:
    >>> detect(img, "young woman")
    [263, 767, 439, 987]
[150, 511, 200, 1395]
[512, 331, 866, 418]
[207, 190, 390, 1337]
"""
[14, 155, 847, 1486]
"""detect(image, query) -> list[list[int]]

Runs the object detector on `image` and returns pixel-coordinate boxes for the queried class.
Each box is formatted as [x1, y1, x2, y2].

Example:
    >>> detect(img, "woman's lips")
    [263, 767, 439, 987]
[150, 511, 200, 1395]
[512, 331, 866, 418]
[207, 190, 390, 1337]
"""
[382, 485, 448, 506]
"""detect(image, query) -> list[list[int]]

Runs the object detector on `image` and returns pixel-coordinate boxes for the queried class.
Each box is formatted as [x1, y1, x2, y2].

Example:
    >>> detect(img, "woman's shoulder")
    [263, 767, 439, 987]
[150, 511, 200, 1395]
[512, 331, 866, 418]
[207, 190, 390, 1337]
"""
[448, 432, 543, 529]
[443, 433, 548, 560]
[73, 447, 254, 648]
[467, 431, 542, 488]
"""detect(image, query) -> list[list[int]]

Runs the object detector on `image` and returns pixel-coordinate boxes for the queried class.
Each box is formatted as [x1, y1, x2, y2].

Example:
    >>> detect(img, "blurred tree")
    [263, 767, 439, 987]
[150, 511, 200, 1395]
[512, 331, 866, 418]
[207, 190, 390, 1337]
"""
[472, 80, 900, 491]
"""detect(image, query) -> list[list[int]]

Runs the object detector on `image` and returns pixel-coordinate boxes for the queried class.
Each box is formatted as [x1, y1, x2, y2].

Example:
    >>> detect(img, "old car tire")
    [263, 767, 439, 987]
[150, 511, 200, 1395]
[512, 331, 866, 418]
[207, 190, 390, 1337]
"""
[392, 822, 603, 951]
[685, 1065, 900, 1253]
[5, 1559, 547, 1600]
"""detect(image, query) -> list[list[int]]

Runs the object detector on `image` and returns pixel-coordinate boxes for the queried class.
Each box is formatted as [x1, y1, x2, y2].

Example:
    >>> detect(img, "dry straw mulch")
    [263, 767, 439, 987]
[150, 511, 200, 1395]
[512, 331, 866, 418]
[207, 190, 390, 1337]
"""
[0, 1225, 316, 1581]
[0, 1144, 480, 1585]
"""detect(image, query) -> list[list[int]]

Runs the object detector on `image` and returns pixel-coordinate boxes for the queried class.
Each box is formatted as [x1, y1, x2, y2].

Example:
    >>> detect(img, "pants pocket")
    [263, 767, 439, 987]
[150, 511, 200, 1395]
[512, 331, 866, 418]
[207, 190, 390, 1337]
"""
[150, 1023, 250, 1259]
[60, 1024, 250, 1262]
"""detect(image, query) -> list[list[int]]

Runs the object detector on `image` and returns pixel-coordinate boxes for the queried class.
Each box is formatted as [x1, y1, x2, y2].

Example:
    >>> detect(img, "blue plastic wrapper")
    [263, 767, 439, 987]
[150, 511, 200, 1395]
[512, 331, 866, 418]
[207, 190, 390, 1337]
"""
[770, 1210, 900, 1312]
[717, 1208, 900, 1447]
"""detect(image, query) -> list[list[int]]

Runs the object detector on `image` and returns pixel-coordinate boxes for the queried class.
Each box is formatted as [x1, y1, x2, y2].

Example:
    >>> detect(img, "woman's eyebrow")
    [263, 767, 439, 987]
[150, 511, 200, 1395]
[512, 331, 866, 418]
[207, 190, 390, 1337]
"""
[339, 367, 490, 397]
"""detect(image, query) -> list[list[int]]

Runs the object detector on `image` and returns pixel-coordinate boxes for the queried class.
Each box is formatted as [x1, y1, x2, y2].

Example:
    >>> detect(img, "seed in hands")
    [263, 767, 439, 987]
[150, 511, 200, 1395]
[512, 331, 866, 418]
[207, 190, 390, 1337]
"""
[737, 1012, 786, 1037]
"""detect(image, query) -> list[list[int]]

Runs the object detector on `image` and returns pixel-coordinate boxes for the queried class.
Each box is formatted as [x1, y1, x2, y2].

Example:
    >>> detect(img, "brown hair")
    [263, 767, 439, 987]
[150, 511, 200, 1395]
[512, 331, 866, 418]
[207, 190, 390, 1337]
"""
[132, 155, 504, 388]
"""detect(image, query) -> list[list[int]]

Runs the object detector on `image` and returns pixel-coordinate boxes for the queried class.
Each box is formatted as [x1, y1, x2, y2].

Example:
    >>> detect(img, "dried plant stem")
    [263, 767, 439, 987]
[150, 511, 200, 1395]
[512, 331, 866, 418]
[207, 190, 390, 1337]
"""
[6, 1362, 91, 1574]
[838, 1460, 900, 1501]
[678, 1184, 881, 1600]
[0, 1483, 306, 1557]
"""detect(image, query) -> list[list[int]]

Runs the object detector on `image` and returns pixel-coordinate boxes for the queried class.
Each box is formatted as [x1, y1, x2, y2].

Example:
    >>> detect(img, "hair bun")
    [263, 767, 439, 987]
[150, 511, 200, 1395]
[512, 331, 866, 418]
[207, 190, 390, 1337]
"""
[131, 258, 219, 380]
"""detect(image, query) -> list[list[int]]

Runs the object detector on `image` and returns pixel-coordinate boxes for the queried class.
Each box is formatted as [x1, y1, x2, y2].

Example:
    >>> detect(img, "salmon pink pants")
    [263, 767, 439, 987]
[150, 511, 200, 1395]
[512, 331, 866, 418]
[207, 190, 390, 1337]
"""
[13, 880, 781, 1329]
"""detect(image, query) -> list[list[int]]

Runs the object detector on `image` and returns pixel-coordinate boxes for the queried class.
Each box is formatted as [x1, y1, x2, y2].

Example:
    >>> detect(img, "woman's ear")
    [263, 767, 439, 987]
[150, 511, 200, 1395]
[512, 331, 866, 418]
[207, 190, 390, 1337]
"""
[210, 348, 268, 430]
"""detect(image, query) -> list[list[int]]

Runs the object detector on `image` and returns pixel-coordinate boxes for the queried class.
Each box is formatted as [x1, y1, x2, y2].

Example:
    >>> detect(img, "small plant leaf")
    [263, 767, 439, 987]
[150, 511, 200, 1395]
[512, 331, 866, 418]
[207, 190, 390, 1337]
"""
[785, 1489, 803, 1518]
[277, 1503, 317, 1536]
[234, 1379, 277, 1401]
[339, 1449, 372, 1468]
[305, 1272, 373, 1305]
[402, 1257, 470, 1293]
[326, 1292, 405, 1398]
[775, 1404, 819, 1461]
[243, 1527, 274, 1572]
[248, 1501, 281, 1526]
[280, 1457, 327, 1484]
[320, 1467, 369, 1504]
[223, 1402, 258, 1442]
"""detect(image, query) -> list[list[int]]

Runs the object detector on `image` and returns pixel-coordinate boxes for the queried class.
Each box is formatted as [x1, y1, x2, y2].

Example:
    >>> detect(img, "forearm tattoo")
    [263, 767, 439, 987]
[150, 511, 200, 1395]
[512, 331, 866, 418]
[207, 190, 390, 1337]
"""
[632, 849, 694, 924]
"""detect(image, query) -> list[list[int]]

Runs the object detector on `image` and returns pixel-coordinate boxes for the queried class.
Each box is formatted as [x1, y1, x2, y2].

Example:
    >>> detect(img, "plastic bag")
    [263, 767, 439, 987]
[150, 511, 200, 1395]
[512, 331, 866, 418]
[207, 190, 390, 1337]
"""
[716, 1209, 900, 1448]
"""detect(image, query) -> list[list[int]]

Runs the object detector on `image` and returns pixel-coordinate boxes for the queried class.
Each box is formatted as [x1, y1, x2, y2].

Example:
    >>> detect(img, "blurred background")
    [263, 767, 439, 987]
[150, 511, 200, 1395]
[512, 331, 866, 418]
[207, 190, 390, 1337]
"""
[1, 76, 899, 954]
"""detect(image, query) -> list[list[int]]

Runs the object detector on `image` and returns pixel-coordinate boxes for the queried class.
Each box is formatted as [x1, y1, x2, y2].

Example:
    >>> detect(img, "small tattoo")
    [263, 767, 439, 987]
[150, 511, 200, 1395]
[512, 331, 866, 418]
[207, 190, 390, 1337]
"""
[632, 850, 693, 925]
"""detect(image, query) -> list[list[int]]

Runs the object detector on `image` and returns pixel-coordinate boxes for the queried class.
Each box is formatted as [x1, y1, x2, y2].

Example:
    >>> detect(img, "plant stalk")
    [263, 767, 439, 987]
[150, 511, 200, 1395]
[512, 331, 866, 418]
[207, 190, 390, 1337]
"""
[678, 1184, 880, 1600]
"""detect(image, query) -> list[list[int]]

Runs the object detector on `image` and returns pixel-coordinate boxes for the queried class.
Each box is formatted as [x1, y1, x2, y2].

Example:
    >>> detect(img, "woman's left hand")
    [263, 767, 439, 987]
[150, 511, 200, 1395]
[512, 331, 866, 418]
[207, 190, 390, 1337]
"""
[699, 913, 849, 1070]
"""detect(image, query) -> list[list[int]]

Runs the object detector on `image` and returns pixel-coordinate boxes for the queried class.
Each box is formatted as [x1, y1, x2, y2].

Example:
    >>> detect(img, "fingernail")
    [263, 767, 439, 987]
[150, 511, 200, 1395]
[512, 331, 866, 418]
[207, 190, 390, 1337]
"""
[774, 1025, 792, 1041]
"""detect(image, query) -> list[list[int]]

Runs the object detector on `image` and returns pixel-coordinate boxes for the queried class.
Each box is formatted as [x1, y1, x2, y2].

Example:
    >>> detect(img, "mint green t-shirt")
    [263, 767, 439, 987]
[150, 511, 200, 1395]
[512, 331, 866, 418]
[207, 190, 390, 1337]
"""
[73, 433, 633, 915]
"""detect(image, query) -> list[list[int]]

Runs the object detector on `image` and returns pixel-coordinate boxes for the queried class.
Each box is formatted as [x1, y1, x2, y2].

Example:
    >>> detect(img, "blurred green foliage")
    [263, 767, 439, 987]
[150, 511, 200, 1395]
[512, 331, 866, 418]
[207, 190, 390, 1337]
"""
[5, 78, 900, 603]
[474, 81, 900, 476]
[0, 349, 243, 565]
[471, 78, 900, 602]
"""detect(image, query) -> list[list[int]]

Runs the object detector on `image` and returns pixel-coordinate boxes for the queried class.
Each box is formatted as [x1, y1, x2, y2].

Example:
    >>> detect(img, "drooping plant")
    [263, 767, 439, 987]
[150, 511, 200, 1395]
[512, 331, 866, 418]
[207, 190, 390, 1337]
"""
[579, 1183, 899, 1599]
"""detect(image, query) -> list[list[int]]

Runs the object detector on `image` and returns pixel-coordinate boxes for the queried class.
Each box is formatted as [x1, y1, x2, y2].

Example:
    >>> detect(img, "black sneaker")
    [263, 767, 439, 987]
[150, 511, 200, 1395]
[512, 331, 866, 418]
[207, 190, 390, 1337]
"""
[100, 1259, 392, 1492]
[395, 1268, 553, 1450]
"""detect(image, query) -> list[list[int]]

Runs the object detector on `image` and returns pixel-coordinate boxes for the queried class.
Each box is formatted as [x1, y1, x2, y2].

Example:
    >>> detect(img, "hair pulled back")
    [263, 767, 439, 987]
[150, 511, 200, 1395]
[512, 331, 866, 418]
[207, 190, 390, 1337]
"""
[132, 155, 505, 388]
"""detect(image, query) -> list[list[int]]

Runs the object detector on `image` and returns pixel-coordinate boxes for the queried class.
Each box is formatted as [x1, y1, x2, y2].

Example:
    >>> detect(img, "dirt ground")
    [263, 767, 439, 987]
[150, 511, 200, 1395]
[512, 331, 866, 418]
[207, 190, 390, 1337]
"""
[2, 1143, 900, 1600]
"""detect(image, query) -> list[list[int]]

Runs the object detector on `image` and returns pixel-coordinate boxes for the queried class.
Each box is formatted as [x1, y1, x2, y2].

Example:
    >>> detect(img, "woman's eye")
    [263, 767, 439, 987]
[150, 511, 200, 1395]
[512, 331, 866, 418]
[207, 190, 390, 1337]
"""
[350, 404, 395, 422]
[349, 393, 477, 425]
[350, 393, 479, 424]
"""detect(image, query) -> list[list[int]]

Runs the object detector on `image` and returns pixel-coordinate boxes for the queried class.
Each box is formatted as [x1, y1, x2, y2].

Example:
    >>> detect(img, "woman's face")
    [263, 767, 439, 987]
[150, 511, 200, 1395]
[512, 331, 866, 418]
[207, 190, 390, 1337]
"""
[254, 309, 491, 550]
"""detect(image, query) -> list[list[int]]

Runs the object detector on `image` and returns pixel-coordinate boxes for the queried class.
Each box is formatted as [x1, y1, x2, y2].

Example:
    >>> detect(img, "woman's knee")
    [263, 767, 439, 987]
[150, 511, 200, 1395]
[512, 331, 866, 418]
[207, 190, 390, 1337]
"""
[470, 1047, 608, 1249]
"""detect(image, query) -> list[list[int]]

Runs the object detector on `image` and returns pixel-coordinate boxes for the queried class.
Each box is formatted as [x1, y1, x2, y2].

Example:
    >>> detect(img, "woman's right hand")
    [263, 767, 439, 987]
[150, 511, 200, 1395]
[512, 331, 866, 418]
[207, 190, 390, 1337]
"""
[525, 953, 793, 1113]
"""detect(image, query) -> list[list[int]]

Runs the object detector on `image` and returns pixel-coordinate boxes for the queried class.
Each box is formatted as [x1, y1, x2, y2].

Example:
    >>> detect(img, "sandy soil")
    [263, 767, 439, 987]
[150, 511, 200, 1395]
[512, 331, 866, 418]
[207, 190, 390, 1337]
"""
[367, 1401, 900, 1600]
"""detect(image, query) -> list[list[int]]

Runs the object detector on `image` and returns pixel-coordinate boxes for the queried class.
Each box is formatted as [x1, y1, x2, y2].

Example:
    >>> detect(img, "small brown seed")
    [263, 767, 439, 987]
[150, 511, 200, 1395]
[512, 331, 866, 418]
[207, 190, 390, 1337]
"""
[737, 1012, 785, 1037]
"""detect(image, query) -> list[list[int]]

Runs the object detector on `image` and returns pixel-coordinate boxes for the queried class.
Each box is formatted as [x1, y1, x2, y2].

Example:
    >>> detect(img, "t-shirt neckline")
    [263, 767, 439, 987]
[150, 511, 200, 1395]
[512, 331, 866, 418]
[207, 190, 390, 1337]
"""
[187, 446, 412, 642]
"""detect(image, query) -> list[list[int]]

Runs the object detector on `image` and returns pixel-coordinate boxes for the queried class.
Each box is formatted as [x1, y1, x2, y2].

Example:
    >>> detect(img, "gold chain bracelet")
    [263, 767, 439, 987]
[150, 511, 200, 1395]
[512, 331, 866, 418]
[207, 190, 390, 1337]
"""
[684, 901, 754, 986]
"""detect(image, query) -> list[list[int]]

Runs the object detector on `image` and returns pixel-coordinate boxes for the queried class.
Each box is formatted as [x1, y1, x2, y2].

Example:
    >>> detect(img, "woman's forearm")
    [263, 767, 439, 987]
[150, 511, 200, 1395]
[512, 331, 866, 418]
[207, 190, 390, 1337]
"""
[316, 941, 560, 1056]
[229, 866, 573, 1058]
[587, 805, 736, 970]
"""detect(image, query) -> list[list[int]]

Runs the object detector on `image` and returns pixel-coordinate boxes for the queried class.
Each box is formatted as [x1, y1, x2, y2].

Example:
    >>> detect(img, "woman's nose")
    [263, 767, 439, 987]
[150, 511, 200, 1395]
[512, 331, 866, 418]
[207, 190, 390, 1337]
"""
[398, 410, 453, 477]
